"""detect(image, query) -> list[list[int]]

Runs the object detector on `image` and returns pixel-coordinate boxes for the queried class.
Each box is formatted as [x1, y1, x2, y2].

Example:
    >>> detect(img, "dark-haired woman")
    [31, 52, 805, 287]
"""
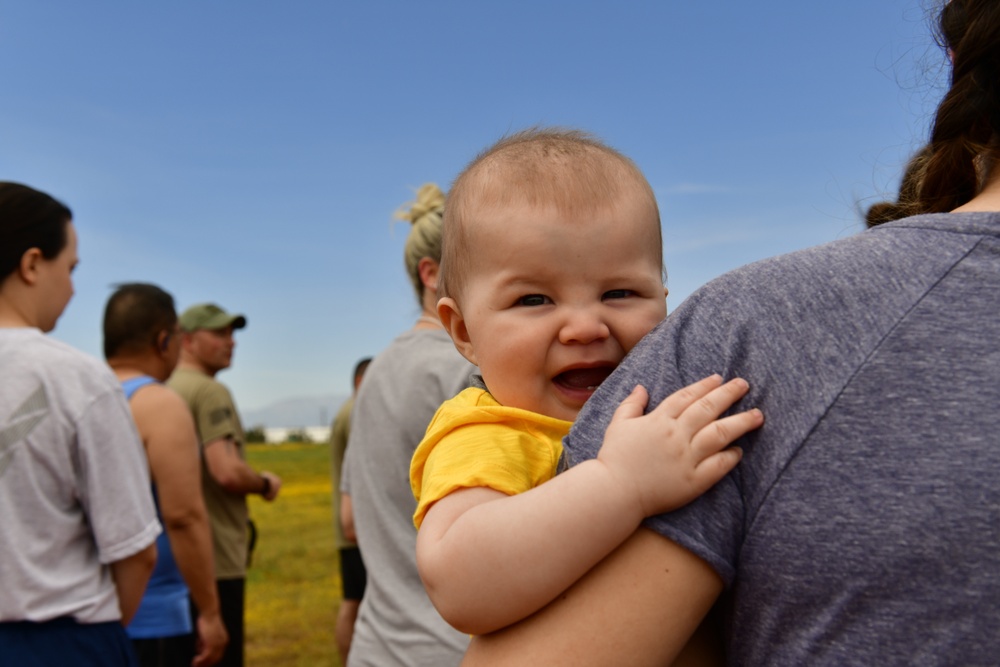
[0, 182, 160, 666]
[464, 1, 1000, 664]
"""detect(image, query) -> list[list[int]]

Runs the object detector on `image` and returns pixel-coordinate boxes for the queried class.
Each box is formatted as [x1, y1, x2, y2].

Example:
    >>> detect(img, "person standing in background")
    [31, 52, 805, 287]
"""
[104, 283, 228, 667]
[330, 356, 372, 665]
[0, 182, 159, 666]
[340, 184, 476, 666]
[168, 303, 281, 667]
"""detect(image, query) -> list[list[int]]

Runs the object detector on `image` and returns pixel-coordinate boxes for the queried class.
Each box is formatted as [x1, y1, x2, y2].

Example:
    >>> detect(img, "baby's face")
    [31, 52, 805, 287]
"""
[440, 196, 666, 422]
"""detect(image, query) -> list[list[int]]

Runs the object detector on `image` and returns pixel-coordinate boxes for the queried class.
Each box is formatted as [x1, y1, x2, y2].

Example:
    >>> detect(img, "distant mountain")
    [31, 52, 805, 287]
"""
[242, 394, 350, 429]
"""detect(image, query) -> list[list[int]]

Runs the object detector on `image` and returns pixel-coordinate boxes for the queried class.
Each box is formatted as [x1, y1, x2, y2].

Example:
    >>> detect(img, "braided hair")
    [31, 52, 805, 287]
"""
[865, 146, 931, 227]
[919, 0, 1000, 213]
[864, 0, 987, 227]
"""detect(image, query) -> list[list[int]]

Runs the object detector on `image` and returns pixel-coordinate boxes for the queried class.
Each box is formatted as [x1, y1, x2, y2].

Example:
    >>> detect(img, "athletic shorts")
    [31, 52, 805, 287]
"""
[0, 617, 138, 667]
[339, 547, 367, 601]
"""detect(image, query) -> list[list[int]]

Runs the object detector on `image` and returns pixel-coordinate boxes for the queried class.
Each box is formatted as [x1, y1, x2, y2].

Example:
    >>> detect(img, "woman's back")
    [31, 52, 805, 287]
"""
[570, 210, 1000, 663]
[342, 327, 474, 667]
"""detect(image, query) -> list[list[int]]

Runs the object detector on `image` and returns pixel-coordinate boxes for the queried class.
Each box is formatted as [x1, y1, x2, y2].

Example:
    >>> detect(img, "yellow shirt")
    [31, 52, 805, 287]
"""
[411, 387, 572, 528]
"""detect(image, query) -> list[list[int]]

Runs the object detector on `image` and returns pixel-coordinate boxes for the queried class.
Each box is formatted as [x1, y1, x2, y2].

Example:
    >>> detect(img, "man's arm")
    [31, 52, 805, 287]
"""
[203, 435, 281, 500]
[110, 542, 157, 625]
[340, 493, 356, 543]
[461, 528, 723, 666]
[133, 386, 228, 666]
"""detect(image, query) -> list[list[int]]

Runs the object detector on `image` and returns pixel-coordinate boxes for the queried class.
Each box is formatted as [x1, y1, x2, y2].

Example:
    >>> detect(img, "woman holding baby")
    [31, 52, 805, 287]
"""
[464, 1, 1000, 664]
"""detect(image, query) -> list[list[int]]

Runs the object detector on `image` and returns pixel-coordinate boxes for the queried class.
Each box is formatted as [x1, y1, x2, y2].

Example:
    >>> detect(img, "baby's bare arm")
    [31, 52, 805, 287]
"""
[416, 376, 761, 636]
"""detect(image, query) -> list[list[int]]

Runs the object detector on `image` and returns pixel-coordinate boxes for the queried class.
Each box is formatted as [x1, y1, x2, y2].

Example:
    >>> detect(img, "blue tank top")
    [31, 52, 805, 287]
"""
[122, 376, 193, 639]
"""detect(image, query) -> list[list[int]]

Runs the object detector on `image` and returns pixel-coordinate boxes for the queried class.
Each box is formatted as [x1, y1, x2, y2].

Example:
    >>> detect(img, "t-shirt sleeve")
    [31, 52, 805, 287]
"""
[564, 310, 748, 585]
[193, 382, 242, 445]
[330, 401, 351, 496]
[411, 398, 562, 529]
[76, 387, 161, 564]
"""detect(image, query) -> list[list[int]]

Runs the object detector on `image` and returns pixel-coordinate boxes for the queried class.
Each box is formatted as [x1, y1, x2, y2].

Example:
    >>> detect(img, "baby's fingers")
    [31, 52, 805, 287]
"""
[673, 377, 752, 432]
[691, 408, 764, 460]
[688, 447, 745, 497]
[654, 374, 725, 418]
[608, 385, 649, 425]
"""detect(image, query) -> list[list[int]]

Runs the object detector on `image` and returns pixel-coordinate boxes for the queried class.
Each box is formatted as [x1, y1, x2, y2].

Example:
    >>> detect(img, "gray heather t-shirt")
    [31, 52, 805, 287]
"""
[0, 329, 160, 623]
[342, 328, 475, 667]
[566, 212, 1000, 665]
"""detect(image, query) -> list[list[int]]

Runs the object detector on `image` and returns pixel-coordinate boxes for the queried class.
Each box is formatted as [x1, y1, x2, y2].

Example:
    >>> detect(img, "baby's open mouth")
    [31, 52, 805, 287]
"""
[554, 366, 614, 392]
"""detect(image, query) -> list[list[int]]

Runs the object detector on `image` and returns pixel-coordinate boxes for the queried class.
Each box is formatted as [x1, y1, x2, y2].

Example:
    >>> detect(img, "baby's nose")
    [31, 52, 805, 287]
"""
[558, 308, 610, 345]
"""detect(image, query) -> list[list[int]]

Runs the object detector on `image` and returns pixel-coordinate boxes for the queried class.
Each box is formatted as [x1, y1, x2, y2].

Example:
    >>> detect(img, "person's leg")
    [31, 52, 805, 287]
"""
[131, 638, 160, 667]
[166, 632, 197, 665]
[215, 578, 245, 667]
[192, 579, 244, 667]
[132, 633, 197, 667]
[336, 547, 367, 664]
[336, 599, 361, 664]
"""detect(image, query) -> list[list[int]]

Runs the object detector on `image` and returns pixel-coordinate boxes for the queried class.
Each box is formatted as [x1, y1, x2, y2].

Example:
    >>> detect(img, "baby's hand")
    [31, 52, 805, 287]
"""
[596, 375, 762, 518]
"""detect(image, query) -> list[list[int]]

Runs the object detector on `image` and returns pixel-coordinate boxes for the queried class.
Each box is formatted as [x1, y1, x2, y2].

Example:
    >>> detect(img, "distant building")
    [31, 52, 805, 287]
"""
[262, 425, 331, 444]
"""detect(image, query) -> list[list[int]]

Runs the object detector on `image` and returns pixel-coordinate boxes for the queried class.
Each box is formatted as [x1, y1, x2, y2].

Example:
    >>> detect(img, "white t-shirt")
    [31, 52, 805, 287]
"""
[0, 328, 160, 623]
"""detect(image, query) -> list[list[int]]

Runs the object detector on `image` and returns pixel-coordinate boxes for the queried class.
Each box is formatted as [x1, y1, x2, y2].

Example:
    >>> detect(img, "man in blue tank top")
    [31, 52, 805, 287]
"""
[104, 283, 228, 667]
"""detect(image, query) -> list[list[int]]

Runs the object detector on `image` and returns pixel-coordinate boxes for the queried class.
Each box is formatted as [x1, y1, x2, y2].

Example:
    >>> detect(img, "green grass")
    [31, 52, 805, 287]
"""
[245, 443, 342, 667]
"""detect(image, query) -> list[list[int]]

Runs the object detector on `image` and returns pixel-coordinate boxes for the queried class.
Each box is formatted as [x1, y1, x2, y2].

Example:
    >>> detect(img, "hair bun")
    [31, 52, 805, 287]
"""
[395, 183, 445, 226]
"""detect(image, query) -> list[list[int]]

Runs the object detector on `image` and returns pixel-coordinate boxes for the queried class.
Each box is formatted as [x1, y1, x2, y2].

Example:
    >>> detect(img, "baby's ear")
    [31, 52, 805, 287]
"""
[437, 297, 477, 365]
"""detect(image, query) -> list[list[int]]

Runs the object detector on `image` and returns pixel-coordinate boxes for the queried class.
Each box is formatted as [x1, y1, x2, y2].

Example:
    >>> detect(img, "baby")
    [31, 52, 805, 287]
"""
[410, 128, 762, 635]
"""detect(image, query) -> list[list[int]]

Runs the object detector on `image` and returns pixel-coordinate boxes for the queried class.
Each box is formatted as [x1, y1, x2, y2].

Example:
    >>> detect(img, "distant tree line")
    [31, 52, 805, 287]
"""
[245, 425, 267, 443]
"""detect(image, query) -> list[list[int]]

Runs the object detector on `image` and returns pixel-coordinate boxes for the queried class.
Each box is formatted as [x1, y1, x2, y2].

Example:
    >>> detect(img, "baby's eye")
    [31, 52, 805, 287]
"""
[603, 289, 634, 300]
[517, 294, 551, 307]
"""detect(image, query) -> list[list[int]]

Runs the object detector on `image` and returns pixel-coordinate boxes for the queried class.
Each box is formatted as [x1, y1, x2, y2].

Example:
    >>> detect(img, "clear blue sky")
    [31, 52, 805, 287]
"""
[1, 1, 950, 414]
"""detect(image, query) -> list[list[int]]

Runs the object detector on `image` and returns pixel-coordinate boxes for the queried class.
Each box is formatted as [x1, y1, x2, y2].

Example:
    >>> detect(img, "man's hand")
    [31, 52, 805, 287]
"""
[192, 610, 228, 667]
[260, 471, 282, 501]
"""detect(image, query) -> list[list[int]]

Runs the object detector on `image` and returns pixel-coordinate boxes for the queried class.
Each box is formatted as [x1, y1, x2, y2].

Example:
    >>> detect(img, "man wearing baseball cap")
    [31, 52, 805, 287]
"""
[167, 302, 280, 667]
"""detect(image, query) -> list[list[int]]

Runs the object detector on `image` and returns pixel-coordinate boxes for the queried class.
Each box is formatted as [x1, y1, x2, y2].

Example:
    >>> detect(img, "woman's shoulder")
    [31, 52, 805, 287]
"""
[379, 328, 471, 369]
[3, 330, 122, 405]
[19, 330, 113, 377]
[360, 328, 474, 398]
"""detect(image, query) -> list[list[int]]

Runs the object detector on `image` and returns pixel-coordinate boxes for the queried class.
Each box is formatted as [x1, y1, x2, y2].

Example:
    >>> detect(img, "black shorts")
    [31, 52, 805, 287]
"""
[132, 632, 196, 667]
[191, 578, 244, 667]
[339, 547, 367, 601]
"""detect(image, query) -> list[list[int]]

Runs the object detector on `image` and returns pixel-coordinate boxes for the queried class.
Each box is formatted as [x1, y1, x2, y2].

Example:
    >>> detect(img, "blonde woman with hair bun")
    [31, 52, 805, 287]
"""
[396, 183, 447, 327]
[339, 183, 474, 666]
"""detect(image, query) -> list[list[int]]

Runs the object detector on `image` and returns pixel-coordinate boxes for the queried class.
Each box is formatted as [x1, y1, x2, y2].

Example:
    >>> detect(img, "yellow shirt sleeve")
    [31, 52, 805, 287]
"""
[410, 388, 572, 528]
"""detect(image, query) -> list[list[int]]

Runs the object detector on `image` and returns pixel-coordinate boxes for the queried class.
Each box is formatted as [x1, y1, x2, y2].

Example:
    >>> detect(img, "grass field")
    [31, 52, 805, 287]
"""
[245, 443, 342, 667]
